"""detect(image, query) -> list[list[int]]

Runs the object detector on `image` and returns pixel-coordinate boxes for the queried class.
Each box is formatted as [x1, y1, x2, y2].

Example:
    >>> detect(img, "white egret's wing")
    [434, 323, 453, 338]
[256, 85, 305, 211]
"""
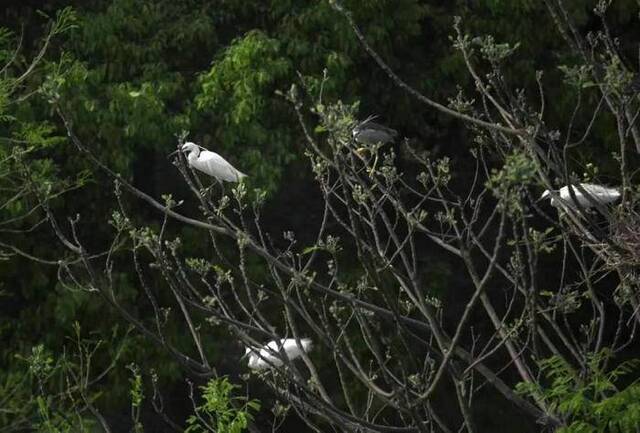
[249, 338, 312, 370]
[558, 183, 621, 209]
[195, 150, 246, 182]
[258, 340, 284, 367]
[558, 185, 587, 207]
[248, 353, 271, 370]
[581, 184, 620, 203]
[281, 338, 312, 360]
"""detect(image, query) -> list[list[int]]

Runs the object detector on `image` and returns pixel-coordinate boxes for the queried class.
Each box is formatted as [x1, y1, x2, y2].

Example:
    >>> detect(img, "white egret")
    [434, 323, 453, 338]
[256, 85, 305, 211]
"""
[244, 338, 313, 371]
[352, 116, 398, 145]
[540, 183, 620, 210]
[172, 142, 246, 182]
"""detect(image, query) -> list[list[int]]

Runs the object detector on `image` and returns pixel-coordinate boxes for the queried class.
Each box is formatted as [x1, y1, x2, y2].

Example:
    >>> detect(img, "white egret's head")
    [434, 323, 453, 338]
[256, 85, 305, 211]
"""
[247, 355, 261, 370]
[181, 141, 199, 154]
[241, 346, 254, 360]
[540, 189, 551, 201]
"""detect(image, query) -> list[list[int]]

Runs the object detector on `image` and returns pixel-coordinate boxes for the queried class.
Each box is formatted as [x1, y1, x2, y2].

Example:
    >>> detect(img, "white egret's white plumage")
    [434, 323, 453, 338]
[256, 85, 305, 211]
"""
[541, 183, 621, 210]
[245, 338, 313, 370]
[181, 142, 246, 182]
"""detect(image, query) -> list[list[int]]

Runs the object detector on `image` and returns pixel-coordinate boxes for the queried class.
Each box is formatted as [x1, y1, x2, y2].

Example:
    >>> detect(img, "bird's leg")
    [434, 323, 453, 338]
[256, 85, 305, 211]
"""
[201, 182, 218, 202]
[368, 153, 379, 177]
[205, 185, 214, 201]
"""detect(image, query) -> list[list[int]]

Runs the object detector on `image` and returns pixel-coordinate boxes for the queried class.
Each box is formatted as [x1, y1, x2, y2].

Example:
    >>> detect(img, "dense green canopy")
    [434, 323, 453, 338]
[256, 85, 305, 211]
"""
[2, 1, 640, 432]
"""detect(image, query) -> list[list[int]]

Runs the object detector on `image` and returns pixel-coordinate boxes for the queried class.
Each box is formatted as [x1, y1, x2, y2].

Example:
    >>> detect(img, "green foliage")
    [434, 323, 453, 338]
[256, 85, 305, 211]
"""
[474, 35, 521, 65]
[197, 31, 290, 124]
[3, 0, 640, 431]
[486, 150, 539, 214]
[33, 395, 77, 433]
[196, 30, 293, 192]
[0, 324, 130, 432]
[49, 0, 217, 176]
[128, 364, 145, 433]
[185, 377, 260, 433]
[516, 351, 640, 433]
[0, 7, 88, 395]
[558, 64, 596, 89]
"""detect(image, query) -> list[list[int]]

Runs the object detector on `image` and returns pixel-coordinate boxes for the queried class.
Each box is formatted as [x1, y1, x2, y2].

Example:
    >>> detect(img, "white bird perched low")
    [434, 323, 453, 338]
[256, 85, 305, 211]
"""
[172, 142, 246, 182]
[244, 338, 313, 371]
[540, 183, 621, 210]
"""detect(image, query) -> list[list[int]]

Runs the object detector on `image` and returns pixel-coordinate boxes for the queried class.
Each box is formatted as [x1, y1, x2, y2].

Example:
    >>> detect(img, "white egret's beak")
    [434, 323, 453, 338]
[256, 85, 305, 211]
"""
[167, 149, 181, 158]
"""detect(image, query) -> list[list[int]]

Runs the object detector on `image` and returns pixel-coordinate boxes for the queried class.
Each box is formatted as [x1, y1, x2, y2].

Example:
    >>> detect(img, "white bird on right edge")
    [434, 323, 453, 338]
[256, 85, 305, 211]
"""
[244, 338, 313, 371]
[540, 183, 621, 210]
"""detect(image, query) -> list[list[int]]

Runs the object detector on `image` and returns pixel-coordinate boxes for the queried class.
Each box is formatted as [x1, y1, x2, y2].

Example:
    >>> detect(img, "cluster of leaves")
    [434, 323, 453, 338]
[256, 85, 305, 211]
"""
[1, 324, 122, 432]
[186, 377, 260, 433]
[1, 325, 258, 432]
[517, 351, 640, 432]
[196, 30, 293, 193]
[486, 149, 539, 215]
[0, 7, 91, 399]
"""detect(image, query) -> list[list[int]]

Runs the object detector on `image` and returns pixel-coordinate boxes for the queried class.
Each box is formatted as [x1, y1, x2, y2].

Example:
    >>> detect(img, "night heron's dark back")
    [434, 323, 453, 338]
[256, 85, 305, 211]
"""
[353, 120, 398, 145]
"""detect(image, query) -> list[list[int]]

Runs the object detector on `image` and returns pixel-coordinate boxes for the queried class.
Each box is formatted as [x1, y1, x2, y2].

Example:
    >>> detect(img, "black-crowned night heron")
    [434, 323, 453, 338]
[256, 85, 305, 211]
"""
[540, 183, 621, 210]
[243, 338, 313, 370]
[170, 141, 246, 182]
[352, 116, 398, 145]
